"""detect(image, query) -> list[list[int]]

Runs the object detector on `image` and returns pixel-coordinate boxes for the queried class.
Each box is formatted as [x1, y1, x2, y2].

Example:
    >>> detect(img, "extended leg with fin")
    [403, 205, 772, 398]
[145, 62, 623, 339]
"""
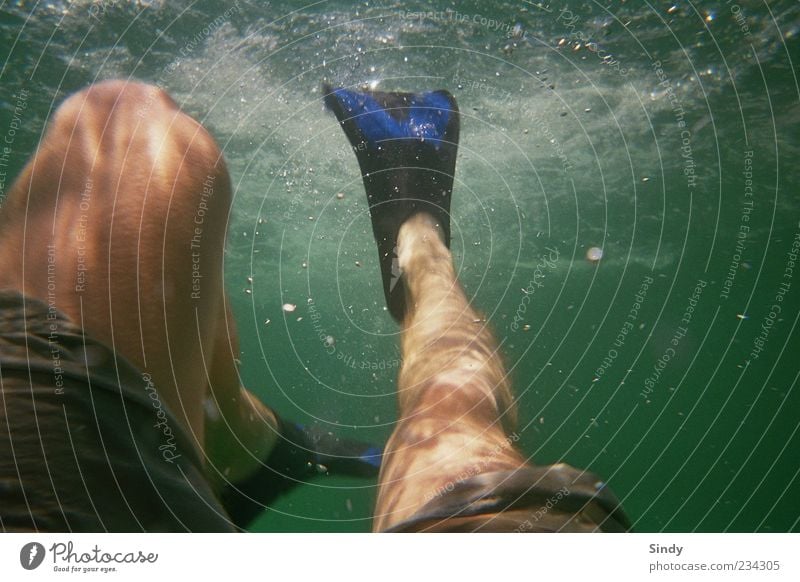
[323, 84, 459, 321]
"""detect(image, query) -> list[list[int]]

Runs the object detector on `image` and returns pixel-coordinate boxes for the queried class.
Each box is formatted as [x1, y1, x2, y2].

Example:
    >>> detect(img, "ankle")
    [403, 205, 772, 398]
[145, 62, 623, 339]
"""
[397, 212, 448, 270]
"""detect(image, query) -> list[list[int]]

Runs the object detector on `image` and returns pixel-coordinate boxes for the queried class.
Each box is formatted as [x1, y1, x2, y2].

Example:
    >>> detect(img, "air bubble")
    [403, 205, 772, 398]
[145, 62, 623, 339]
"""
[586, 247, 604, 262]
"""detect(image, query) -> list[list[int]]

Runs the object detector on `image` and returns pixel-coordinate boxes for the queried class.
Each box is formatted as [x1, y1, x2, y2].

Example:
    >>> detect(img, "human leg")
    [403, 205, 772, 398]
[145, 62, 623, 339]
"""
[0, 80, 383, 531]
[325, 84, 631, 533]
[373, 213, 523, 530]
[0, 80, 277, 515]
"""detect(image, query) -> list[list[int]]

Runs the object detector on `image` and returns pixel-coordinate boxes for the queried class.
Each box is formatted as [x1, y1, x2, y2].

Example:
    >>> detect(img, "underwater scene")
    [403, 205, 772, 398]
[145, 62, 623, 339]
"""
[1, 0, 798, 532]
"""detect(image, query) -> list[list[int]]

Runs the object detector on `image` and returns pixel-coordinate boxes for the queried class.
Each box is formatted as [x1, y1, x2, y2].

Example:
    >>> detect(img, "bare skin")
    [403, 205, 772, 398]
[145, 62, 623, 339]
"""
[0, 80, 276, 490]
[373, 213, 527, 531]
[1, 80, 559, 532]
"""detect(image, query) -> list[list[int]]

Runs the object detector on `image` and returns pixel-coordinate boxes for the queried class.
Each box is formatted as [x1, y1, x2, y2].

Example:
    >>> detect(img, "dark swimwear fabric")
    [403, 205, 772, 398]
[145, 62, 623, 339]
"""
[383, 463, 632, 533]
[0, 290, 235, 532]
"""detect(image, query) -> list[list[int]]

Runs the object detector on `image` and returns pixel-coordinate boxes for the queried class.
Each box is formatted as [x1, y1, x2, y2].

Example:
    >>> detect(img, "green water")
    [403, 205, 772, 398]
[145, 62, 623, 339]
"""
[1, 0, 798, 532]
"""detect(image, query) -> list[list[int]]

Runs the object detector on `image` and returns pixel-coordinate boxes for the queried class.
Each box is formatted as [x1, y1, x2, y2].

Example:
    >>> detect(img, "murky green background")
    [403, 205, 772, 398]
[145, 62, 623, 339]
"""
[1, 0, 798, 532]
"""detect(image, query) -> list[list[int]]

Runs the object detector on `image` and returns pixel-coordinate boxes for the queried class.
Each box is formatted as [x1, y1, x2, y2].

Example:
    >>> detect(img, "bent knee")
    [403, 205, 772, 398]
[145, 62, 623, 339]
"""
[51, 80, 226, 185]
[53, 80, 175, 132]
[57, 80, 216, 147]
[57, 79, 178, 119]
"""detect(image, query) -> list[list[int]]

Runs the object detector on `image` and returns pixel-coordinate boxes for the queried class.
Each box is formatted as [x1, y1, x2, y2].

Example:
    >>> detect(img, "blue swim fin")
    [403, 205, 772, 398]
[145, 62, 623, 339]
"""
[304, 424, 383, 478]
[323, 84, 460, 321]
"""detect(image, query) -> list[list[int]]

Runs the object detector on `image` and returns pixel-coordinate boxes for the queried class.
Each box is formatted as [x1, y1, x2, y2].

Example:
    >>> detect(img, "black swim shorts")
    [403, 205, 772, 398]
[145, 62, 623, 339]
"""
[383, 463, 632, 532]
[0, 290, 235, 532]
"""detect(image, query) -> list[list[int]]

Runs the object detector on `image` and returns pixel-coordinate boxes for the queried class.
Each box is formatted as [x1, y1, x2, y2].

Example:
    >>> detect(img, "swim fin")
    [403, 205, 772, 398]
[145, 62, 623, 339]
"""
[219, 416, 382, 529]
[323, 84, 460, 321]
[302, 423, 382, 478]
